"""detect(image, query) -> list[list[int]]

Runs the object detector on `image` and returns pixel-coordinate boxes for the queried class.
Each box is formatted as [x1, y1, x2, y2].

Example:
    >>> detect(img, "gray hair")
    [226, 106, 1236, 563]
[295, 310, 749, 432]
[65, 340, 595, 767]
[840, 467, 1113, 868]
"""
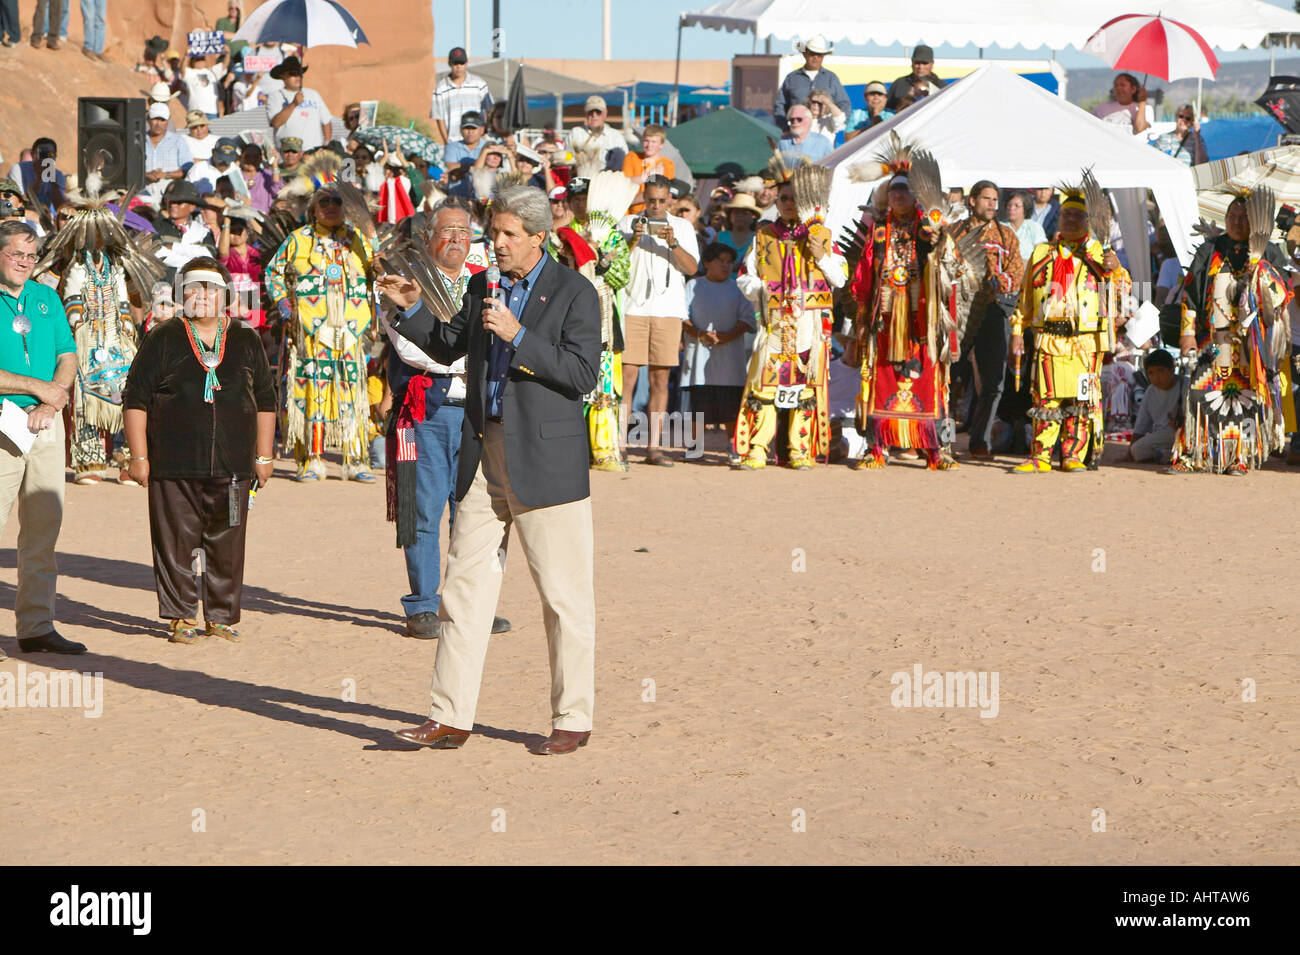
[491, 185, 551, 239]
[427, 196, 473, 233]
[0, 219, 37, 251]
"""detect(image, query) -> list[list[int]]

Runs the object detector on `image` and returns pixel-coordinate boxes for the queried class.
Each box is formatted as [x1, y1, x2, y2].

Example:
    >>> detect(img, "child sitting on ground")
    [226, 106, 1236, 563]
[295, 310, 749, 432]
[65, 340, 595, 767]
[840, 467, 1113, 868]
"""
[1129, 349, 1181, 464]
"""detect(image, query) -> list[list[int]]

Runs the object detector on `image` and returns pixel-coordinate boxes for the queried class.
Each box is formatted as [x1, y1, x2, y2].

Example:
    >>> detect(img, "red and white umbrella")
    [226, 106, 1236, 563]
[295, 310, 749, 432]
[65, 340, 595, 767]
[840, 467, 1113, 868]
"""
[1084, 14, 1220, 82]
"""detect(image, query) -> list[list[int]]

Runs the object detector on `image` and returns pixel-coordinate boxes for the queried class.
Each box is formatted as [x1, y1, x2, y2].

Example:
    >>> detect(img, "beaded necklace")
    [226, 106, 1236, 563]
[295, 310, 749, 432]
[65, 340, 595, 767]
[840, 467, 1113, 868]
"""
[183, 317, 228, 402]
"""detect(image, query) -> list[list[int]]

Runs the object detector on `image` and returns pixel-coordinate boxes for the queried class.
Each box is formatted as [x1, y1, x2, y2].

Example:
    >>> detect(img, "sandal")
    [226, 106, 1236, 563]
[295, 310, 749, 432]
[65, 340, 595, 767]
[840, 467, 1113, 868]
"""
[75, 473, 103, 485]
[168, 618, 202, 645]
[206, 622, 242, 643]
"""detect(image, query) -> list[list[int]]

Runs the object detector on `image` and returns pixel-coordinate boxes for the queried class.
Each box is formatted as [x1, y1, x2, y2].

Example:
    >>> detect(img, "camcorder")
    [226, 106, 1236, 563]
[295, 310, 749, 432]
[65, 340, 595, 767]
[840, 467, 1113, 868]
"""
[0, 196, 20, 218]
[1276, 203, 1298, 235]
[636, 216, 669, 231]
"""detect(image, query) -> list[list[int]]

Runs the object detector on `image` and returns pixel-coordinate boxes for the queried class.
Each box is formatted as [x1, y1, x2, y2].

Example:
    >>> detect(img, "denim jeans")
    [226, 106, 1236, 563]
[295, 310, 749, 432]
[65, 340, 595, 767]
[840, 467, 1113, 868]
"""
[400, 402, 464, 617]
[81, 0, 105, 53]
[0, 0, 21, 42]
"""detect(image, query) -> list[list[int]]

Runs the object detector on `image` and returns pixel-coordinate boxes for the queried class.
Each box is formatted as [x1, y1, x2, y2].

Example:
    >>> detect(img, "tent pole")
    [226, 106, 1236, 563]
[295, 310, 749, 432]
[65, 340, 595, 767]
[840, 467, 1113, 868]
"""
[1196, 77, 1202, 122]
[464, 0, 470, 58]
[672, 16, 683, 127]
[1270, 36, 1276, 76]
[555, 93, 562, 133]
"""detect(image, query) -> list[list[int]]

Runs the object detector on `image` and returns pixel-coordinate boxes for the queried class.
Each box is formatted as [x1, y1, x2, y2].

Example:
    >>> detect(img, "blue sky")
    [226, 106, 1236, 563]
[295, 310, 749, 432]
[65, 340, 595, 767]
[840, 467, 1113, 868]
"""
[430, 0, 1288, 68]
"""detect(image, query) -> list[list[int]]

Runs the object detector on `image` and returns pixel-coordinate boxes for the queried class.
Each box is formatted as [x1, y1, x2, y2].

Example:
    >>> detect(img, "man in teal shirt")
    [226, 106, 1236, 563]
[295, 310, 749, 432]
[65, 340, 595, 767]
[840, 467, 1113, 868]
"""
[0, 220, 84, 656]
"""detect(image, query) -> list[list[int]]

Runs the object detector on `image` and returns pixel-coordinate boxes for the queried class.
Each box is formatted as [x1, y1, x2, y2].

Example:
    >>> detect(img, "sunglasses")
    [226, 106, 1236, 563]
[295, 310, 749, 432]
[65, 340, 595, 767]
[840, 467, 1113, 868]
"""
[316, 196, 343, 208]
[1177, 114, 1194, 121]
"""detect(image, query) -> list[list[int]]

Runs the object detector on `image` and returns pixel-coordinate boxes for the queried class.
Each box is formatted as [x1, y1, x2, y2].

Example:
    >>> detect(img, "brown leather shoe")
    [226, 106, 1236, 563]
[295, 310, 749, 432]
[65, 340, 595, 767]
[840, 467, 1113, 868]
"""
[534, 729, 590, 755]
[394, 719, 471, 749]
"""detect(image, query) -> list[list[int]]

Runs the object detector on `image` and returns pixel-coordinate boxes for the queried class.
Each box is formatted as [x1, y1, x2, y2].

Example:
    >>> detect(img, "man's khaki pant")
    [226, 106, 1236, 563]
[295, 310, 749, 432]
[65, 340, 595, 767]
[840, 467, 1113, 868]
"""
[429, 421, 595, 732]
[0, 415, 65, 639]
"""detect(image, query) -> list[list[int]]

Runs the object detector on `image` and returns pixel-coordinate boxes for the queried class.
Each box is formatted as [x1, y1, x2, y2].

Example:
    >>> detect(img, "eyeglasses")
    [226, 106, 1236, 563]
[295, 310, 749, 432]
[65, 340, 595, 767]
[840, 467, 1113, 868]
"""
[316, 196, 343, 208]
[788, 117, 807, 124]
[435, 227, 470, 236]
[1, 250, 38, 264]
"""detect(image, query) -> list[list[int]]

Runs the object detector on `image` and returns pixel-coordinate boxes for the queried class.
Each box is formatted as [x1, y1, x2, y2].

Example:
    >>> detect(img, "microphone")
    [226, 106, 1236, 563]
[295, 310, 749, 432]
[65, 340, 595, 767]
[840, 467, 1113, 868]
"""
[485, 265, 501, 303]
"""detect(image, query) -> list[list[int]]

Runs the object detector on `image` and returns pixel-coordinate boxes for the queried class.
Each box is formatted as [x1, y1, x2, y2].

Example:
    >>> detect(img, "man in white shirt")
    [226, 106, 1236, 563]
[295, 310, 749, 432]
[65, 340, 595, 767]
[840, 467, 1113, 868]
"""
[266, 56, 332, 152]
[182, 51, 227, 119]
[618, 175, 699, 466]
[566, 96, 626, 171]
[381, 198, 510, 638]
[430, 46, 493, 145]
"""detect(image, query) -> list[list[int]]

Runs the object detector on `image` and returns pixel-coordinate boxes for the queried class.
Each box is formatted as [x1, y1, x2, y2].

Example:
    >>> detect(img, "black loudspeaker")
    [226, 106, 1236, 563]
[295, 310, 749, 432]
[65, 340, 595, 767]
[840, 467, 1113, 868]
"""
[77, 97, 147, 191]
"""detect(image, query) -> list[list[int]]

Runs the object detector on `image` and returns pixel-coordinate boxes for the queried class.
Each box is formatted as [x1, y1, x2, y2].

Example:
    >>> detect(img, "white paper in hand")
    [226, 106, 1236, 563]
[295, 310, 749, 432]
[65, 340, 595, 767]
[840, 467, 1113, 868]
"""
[0, 399, 38, 454]
[1124, 300, 1162, 349]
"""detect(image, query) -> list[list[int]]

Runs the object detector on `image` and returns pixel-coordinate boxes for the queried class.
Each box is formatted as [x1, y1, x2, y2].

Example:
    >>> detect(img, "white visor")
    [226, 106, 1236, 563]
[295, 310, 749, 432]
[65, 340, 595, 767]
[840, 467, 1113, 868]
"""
[182, 269, 228, 288]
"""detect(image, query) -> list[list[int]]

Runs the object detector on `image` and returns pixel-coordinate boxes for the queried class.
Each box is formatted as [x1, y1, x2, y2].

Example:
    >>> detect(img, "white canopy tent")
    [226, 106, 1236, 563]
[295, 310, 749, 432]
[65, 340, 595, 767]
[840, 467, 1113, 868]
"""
[679, 0, 1300, 51]
[818, 66, 1200, 291]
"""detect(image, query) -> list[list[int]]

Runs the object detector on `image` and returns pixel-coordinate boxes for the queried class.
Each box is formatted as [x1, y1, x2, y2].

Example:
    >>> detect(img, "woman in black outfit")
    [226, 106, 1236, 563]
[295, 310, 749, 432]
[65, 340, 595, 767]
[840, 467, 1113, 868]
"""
[124, 257, 276, 645]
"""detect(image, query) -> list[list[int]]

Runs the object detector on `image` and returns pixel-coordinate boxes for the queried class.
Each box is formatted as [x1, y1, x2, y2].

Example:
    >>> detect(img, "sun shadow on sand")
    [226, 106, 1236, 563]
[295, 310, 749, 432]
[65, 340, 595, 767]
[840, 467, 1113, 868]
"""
[28, 649, 423, 746]
[0, 552, 405, 633]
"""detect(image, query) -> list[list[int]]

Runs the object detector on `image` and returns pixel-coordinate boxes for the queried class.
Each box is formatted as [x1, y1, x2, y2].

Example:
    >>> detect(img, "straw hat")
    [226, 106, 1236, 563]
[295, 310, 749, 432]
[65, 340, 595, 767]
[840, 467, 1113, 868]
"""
[725, 193, 760, 213]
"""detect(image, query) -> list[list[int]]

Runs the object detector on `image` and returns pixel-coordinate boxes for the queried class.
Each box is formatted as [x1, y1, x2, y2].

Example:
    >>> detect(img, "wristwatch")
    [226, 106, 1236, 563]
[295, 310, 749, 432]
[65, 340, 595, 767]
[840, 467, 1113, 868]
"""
[254, 456, 273, 464]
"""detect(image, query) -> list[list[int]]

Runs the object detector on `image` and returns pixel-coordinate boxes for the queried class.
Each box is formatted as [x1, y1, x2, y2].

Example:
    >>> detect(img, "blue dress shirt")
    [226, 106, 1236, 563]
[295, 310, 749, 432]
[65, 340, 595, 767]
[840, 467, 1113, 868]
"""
[485, 254, 544, 418]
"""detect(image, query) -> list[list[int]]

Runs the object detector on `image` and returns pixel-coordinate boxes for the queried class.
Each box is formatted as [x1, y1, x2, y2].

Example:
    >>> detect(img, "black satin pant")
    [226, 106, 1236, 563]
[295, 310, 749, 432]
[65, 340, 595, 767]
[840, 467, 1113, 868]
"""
[148, 477, 250, 624]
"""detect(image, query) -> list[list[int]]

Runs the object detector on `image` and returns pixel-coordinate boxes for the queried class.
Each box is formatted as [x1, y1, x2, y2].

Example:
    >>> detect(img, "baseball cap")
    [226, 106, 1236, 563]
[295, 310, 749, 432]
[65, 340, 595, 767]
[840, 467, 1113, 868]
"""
[0, 178, 23, 198]
[212, 143, 240, 165]
[148, 103, 171, 120]
[515, 144, 543, 166]
[548, 186, 568, 201]
[186, 109, 209, 129]
[865, 81, 887, 96]
[566, 178, 589, 197]
[448, 46, 468, 65]
[584, 95, 607, 113]
[459, 111, 484, 129]
[280, 137, 303, 152]
[912, 44, 934, 63]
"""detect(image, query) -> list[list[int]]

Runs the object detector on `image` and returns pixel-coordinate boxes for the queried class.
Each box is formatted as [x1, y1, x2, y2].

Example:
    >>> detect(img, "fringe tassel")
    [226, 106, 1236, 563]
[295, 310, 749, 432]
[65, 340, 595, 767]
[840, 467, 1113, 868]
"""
[865, 415, 940, 450]
[886, 291, 909, 363]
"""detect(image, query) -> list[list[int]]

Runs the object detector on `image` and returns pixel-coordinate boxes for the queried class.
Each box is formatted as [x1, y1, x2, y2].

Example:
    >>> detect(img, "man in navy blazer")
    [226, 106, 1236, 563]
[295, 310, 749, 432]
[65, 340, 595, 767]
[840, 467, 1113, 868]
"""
[378, 184, 601, 755]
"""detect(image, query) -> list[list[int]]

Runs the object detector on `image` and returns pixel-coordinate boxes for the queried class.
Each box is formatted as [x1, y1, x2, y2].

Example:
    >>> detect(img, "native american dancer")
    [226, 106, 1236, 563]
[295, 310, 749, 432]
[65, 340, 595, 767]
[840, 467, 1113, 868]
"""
[733, 160, 844, 469]
[33, 155, 164, 484]
[1010, 173, 1132, 474]
[265, 155, 379, 482]
[1172, 186, 1292, 473]
[844, 136, 985, 470]
[571, 172, 634, 471]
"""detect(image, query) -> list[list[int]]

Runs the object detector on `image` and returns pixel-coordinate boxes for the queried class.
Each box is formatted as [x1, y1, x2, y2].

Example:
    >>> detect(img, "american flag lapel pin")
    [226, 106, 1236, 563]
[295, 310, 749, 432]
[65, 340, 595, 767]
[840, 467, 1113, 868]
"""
[540, 295, 547, 302]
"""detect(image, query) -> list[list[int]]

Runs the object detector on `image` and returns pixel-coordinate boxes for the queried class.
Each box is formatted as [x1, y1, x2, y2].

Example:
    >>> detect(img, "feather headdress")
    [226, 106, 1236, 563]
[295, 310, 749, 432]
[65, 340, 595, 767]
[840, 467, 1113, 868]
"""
[280, 149, 375, 234]
[845, 131, 914, 185]
[585, 170, 638, 247]
[32, 149, 164, 295]
[790, 161, 831, 226]
[764, 147, 800, 185]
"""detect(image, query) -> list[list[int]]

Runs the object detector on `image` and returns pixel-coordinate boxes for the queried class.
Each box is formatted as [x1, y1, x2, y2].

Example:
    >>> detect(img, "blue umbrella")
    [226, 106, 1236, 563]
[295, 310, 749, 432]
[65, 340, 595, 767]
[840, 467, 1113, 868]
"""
[232, 0, 368, 49]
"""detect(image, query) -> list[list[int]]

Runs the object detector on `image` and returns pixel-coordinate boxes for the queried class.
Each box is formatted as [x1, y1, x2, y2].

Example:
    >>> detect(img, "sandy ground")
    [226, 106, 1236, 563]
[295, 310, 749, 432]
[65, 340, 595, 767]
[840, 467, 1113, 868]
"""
[1, 438, 1297, 866]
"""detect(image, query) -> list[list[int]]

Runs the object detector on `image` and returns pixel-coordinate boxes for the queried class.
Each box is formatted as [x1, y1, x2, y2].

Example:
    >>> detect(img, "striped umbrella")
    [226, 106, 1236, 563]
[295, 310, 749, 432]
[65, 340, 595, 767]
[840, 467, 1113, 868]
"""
[233, 0, 369, 49]
[1196, 146, 1300, 224]
[1084, 14, 1219, 82]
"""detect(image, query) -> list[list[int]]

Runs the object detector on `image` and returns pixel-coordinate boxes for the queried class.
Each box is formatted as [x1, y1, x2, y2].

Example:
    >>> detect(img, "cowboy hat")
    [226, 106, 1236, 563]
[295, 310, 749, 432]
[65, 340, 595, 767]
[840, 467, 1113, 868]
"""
[270, 55, 307, 79]
[797, 34, 833, 55]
